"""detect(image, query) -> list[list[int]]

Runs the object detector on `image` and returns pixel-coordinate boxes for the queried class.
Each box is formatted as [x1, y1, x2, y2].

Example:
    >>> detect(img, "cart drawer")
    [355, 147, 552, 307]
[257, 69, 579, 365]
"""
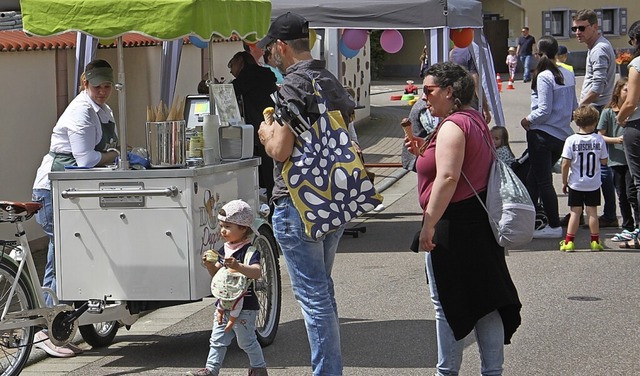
[57, 208, 192, 300]
[55, 178, 188, 210]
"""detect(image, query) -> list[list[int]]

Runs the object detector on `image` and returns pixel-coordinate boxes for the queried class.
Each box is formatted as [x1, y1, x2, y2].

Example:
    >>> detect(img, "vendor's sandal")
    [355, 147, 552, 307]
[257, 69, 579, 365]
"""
[618, 239, 640, 249]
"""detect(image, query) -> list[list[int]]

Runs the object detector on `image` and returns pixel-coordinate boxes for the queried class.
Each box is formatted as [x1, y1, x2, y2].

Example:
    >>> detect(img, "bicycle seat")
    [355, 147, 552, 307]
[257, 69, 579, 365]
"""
[0, 201, 42, 217]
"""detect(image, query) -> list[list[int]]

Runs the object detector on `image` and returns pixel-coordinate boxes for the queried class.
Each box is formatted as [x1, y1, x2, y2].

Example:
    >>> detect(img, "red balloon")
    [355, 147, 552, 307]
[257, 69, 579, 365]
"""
[450, 28, 474, 48]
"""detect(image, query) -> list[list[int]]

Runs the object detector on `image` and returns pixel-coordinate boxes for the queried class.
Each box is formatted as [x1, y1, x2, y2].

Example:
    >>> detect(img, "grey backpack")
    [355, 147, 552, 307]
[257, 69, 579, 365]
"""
[460, 114, 535, 248]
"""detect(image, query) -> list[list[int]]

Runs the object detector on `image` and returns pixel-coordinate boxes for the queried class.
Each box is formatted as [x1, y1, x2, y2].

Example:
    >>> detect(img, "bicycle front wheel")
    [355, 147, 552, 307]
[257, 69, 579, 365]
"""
[253, 226, 281, 347]
[0, 261, 36, 376]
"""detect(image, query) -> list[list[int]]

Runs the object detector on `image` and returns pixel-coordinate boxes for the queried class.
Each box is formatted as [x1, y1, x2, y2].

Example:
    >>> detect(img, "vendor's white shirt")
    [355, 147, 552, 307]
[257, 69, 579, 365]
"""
[33, 91, 115, 190]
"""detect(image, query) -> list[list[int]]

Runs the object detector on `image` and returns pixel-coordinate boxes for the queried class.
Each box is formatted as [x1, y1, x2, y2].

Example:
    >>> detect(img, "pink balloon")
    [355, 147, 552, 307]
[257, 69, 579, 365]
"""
[342, 29, 368, 50]
[380, 29, 403, 54]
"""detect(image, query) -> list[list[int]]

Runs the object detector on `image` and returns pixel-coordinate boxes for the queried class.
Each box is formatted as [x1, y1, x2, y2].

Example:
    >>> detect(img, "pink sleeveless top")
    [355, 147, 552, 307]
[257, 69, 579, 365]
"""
[416, 109, 493, 210]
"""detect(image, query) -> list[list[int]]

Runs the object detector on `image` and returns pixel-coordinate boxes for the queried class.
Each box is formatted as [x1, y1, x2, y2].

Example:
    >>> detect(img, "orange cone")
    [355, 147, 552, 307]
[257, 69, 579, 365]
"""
[507, 79, 514, 90]
[496, 73, 502, 84]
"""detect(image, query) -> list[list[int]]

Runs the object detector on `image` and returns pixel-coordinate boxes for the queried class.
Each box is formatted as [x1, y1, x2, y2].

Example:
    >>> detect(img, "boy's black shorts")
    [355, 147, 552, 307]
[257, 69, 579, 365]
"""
[567, 187, 601, 207]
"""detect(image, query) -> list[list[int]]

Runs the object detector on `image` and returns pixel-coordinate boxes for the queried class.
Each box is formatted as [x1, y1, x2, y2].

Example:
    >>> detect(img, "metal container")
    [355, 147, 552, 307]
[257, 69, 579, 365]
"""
[145, 121, 186, 168]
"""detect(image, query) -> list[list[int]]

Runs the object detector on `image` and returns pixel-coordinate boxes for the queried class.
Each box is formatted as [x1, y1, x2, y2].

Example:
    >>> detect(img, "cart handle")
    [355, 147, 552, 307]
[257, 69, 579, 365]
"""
[61, 186, 179, 198]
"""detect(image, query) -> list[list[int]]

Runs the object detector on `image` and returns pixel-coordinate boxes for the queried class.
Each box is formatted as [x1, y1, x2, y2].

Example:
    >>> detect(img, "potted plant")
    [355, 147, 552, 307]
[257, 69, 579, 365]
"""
[616, 50, 633, 77]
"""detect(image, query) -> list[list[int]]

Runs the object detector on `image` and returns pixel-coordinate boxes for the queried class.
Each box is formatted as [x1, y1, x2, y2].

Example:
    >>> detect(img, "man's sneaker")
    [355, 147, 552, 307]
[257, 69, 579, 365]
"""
[559, 240, 575, 252]
[533, 225, 563, 239]
[185, 369, 213, 376]
[33, 331, 75, 358]
[590, 240, 604, 251]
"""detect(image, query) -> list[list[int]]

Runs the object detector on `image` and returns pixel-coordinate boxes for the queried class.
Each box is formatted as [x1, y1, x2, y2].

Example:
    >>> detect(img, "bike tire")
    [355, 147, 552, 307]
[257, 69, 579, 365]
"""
[0, 260, 36, 376]
[78, 320, 119, 348]
[253, 226, 281, 347]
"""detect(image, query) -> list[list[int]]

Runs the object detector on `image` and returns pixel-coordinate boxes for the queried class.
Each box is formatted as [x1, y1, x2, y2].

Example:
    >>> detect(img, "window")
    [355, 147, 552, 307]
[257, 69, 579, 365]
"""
[542, 10, 570, 38]
[550, 11, 565, 37]
[601, 9, 616, 34]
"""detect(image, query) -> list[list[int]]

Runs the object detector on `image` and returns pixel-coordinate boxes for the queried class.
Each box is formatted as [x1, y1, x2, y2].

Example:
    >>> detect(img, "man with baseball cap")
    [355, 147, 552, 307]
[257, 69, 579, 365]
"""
[257, 12, 354, 376]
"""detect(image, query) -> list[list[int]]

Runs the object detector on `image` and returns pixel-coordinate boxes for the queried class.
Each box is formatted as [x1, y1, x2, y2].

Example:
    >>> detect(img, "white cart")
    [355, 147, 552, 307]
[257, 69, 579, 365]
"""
[49, 159, 281, 347]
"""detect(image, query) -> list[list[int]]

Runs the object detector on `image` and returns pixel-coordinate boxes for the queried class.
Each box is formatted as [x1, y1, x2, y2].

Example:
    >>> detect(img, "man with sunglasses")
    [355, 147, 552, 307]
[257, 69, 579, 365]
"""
[573, 9, 616, 113]
[257, 12, 354, 376]
[573, 9, 619, 229]
[516, 26, 536, 83]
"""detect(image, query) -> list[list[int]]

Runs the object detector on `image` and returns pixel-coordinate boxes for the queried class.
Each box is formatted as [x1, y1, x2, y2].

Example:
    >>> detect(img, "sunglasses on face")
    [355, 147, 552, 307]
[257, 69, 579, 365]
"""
[571, 25, 590, 32]
[423, 85, 440, 96]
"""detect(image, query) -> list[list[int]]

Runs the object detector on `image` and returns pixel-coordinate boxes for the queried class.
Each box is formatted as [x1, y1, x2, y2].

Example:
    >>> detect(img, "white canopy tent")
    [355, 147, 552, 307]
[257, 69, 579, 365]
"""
[270, 0, 505, 126]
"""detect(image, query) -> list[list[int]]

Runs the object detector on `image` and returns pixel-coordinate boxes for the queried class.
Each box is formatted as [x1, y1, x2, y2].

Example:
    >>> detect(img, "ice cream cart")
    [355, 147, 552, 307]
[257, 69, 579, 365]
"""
[16, 0, 280, 358]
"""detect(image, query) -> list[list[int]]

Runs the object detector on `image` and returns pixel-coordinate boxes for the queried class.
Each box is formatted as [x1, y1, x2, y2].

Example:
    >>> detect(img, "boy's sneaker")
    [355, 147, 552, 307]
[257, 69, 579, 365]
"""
[185, 369, 213, 376]
[590, 240, 604, 251]
[533, 225, 563, 239]
[559, 240, 575, 252]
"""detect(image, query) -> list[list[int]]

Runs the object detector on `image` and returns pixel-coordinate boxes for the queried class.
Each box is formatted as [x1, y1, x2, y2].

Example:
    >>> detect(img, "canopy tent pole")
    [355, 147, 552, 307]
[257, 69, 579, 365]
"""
[116, 36, 129, 169]
[74, 33, 98, 96]
[160, 39, 183, 107]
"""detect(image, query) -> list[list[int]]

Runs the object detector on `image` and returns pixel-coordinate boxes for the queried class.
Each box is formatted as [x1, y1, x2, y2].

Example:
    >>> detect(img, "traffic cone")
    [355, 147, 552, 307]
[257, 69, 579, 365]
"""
[497, 73, 502, 92]
[507, 79, 515, 90]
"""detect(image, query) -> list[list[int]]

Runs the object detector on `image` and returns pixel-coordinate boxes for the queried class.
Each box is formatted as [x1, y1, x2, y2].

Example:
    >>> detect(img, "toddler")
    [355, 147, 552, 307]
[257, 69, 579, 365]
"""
[506, 47, 517, 82]
[186, 199, 268, 376]
[490, 126, 517, 166]
[560, 105, 609, 252]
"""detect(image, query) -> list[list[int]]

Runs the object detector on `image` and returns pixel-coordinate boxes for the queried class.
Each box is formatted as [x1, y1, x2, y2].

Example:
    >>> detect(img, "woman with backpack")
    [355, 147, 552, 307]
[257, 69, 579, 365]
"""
[406, 62, 522, 376]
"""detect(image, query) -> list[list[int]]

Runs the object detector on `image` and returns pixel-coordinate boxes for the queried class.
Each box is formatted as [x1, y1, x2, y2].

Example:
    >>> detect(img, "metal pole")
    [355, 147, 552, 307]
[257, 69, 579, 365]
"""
[116, 36, 129, 170]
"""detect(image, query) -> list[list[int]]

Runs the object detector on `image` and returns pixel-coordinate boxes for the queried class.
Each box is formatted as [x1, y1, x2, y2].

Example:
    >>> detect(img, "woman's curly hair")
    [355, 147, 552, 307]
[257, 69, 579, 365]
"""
[424, 62, 475, 113]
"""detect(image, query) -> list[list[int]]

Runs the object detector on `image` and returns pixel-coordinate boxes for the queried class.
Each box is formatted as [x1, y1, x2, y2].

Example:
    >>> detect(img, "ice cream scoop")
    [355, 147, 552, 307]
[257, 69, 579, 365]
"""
[263, 107, 275, 125]
[400, 117, 413, 141]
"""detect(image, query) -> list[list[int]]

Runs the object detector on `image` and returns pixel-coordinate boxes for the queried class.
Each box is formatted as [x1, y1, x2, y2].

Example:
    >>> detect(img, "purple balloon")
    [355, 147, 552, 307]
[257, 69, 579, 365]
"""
[380, 29, 403, 54]
[342, 29, 368, 50]
[339, 38, 359, 59]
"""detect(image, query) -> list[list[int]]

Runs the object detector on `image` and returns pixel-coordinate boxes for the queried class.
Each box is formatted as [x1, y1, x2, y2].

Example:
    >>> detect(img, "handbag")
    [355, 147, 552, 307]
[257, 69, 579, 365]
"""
[459, 113, 536, 248]
[281, 76, 383, 240]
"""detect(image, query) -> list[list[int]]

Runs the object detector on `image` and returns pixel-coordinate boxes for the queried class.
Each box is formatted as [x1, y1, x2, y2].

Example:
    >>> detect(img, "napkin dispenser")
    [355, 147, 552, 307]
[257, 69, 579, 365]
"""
[219, 124, 254, 160]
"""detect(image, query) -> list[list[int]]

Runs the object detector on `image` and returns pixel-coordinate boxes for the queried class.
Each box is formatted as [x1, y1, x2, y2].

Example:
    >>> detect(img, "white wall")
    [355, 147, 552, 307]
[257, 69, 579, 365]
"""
[0, 40, 244, 244]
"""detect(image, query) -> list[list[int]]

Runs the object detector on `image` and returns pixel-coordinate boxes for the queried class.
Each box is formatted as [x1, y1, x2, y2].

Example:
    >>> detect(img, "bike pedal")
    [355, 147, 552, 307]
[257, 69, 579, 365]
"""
[87, 299, 105, 314]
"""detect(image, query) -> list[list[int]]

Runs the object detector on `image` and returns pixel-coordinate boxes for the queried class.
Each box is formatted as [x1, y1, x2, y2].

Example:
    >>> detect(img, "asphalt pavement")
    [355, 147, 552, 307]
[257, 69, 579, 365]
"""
[22, 77, 640, 375]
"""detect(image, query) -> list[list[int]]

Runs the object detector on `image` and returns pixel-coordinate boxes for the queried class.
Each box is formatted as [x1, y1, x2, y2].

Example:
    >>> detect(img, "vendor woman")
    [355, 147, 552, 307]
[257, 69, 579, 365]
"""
[31, 59, 119, 358]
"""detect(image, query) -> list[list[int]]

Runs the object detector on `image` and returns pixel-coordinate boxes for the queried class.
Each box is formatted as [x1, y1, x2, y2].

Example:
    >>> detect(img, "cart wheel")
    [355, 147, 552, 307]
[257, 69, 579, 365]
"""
[78, 320, 119, 348]
[253, 225, 281, 347]
[0, 260, 36, 376]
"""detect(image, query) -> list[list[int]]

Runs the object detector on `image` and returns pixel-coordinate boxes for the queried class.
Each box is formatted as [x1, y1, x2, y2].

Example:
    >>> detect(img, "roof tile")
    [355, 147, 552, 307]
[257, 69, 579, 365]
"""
[0, 30, 240, 52]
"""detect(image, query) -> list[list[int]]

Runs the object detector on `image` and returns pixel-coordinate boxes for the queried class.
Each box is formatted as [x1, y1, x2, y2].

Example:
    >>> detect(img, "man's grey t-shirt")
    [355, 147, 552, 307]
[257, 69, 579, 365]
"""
[581, 35, 616, 107]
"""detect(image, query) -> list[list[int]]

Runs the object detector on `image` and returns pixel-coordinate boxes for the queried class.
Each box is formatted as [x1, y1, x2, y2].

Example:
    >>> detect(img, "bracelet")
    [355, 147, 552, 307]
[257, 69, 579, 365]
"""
[107, 148, 120, 155]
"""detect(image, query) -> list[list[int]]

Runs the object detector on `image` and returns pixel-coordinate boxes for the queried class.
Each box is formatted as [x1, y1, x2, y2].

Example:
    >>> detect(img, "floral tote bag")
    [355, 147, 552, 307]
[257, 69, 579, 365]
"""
[282, 77, 383, 240]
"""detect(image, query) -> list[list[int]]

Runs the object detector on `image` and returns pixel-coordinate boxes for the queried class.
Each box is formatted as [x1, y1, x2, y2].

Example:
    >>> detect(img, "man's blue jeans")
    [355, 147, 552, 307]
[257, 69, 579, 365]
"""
[32, 188, 55, 307]
[519, 54, 532, 81]
[426, 253, 505, 376]
[272, 196, 345, 376]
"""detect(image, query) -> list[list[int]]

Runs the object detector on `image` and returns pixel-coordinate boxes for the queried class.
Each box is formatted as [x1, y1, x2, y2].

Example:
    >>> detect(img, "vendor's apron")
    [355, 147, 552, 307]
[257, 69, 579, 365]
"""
[50, 121, 118, 171]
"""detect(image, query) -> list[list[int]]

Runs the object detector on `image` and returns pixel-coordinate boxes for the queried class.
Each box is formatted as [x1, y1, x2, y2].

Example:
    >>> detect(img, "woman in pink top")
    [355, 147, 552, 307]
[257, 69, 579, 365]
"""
[406, 62, 521, 376]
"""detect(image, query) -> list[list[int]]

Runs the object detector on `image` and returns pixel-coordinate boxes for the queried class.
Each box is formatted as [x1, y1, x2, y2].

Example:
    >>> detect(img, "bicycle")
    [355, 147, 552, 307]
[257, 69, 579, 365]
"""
[0, 200, 89, 375]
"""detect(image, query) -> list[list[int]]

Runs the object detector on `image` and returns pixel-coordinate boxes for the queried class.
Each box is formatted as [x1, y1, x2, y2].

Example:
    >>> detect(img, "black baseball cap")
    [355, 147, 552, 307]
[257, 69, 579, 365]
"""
[257, 12, 309, 49]
[557, 45, 569, 55]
